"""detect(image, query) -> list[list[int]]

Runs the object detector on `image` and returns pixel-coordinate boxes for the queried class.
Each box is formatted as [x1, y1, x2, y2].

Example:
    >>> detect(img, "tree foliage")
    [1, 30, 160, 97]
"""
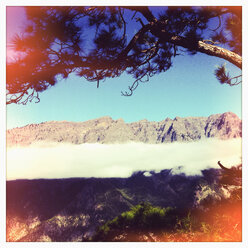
[7, 6, 242, 104]
[91, 191, 242, 242]
[92, 202, 178, 241]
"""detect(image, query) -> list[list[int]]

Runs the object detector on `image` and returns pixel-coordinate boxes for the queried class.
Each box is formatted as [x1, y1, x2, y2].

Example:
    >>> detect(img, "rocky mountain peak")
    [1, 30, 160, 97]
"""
[7, 112, 241, 146]
[95, 116, 113, 122]
[205, 112, 241, 139]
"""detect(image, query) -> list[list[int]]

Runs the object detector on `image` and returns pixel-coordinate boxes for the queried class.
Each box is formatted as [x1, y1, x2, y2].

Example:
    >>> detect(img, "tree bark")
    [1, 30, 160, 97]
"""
[169, 36, 242, 69]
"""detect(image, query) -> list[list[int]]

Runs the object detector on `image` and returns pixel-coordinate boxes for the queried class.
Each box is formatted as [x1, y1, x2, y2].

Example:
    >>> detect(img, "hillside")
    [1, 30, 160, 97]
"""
[6, 168, 241, 242]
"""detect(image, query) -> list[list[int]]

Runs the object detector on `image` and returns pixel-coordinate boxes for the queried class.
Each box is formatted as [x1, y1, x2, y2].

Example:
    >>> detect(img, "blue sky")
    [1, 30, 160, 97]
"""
[6, 6, 242, 129]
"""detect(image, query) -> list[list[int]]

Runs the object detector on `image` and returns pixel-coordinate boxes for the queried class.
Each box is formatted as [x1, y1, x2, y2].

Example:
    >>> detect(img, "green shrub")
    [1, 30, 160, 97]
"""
[92, 202, 178, 241]
[91, 189, 242, 242]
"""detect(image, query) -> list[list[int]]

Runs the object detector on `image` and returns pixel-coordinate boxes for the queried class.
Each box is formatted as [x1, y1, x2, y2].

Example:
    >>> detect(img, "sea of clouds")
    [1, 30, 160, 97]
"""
[6, 138, 242, 180]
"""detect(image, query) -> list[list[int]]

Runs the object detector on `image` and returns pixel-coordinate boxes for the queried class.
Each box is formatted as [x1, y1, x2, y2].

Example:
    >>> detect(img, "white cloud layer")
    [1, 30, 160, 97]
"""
[6, 138, 242, 180]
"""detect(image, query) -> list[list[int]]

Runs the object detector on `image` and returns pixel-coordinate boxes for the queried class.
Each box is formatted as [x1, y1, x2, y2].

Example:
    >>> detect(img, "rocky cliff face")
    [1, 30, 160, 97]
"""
[7, 112, 241, 146]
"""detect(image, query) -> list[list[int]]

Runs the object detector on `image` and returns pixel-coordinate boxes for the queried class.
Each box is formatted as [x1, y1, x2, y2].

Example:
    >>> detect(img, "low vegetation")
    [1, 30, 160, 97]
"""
[91, 187, 242, 242]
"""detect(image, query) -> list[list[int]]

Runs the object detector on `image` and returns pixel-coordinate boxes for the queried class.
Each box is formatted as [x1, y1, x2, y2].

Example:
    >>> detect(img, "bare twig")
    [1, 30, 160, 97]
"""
[227, 75, 242, 86]
[118, 8, 127, 41]
[202, 40, 220, 45]
[209, 15, 222, 31]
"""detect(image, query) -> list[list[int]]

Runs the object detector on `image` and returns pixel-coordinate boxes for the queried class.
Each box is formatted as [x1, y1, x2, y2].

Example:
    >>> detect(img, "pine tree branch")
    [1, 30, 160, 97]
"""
[168, 36, 242, 69]
[117, 14, 242, 69]
[123, 6, 157, 23]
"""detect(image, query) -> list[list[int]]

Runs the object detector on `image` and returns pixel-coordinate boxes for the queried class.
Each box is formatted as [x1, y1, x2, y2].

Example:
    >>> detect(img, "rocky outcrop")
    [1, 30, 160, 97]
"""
[7, 112, 241, 146]
[204, 112, 242, 139]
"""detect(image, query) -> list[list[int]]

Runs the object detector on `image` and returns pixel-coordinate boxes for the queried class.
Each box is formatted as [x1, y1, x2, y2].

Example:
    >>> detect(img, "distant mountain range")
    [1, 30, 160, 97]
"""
[7, 112, 241, 146]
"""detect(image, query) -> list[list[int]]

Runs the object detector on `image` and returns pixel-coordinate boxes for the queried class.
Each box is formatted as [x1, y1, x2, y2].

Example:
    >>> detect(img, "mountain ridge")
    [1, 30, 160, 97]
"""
[7, 112, 241, 146]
